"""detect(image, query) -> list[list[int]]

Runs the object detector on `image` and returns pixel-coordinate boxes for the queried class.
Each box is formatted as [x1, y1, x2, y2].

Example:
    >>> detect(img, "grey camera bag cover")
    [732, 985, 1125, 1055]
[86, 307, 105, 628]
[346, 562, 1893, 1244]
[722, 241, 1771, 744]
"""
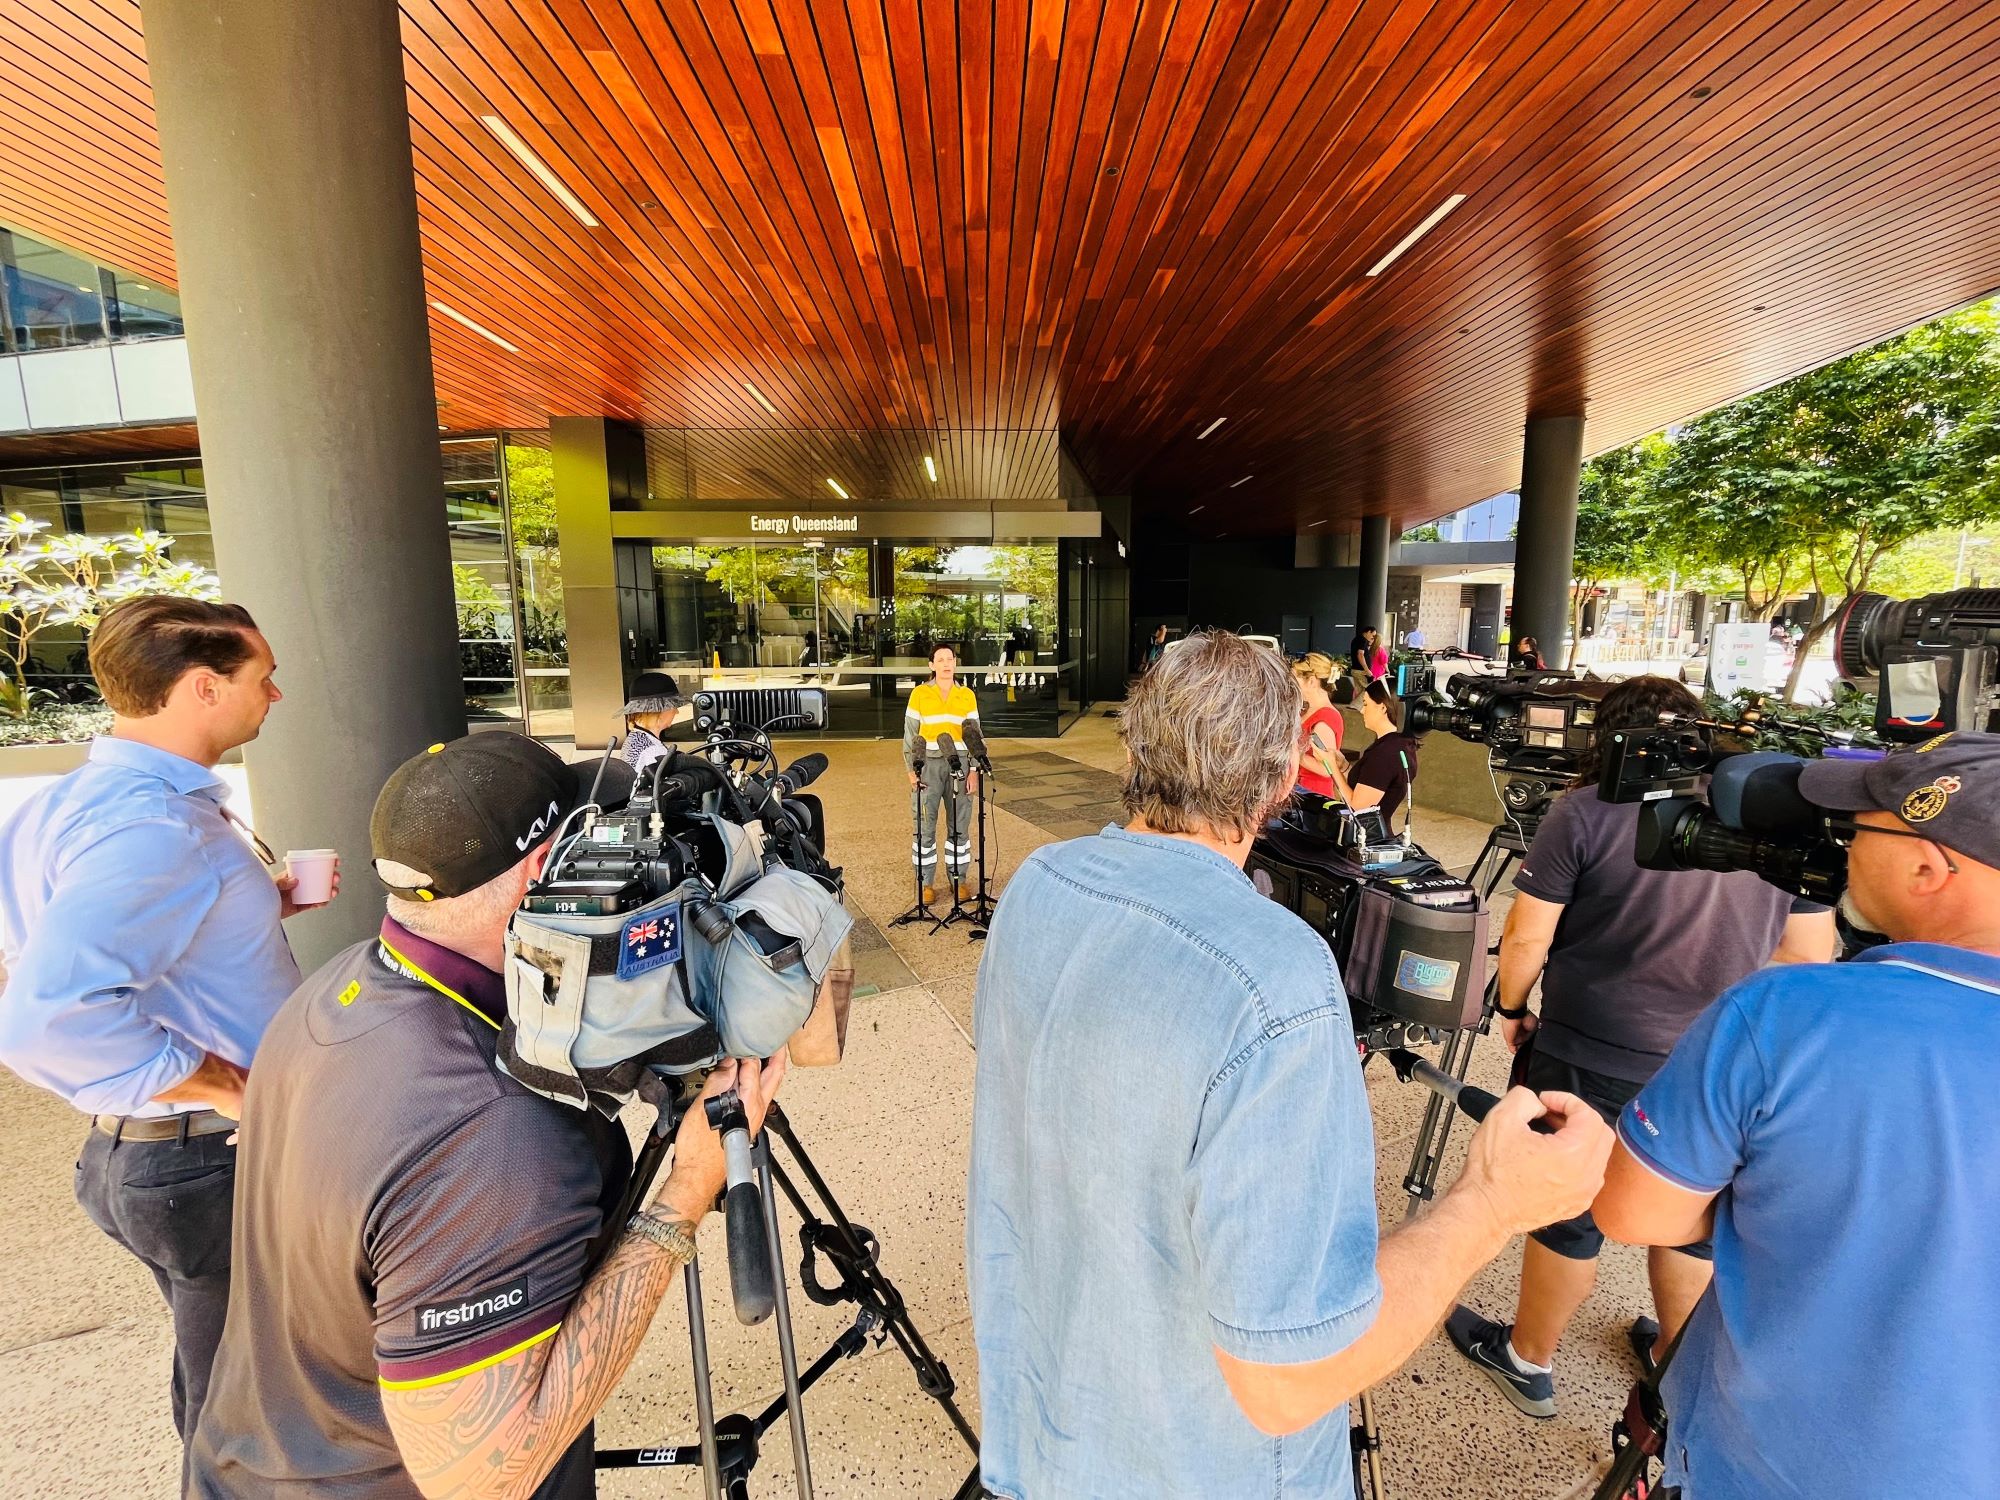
[499, 860, 852, 1111]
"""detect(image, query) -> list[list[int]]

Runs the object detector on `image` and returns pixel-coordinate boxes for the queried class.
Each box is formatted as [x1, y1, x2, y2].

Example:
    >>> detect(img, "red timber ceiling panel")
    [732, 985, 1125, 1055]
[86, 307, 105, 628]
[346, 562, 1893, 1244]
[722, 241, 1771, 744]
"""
[2, 1, 1998, 534]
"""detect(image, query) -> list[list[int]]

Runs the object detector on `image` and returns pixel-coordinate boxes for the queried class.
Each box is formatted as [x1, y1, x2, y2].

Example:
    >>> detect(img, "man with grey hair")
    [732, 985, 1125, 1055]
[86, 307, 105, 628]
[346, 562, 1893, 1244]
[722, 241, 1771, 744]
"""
[968, 630, 1612, 1499]
[192, 734, 784, 1498]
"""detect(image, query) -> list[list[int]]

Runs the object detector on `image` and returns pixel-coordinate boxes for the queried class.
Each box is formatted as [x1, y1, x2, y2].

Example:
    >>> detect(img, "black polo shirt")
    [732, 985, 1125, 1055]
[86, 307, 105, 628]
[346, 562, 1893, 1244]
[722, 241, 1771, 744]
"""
[189, 918, 631, 1498]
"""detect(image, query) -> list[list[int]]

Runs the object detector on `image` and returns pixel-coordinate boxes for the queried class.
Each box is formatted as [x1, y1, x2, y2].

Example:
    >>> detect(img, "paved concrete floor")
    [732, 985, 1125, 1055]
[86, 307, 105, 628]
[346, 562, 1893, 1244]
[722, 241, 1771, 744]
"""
[0, 715, 1653, 1498]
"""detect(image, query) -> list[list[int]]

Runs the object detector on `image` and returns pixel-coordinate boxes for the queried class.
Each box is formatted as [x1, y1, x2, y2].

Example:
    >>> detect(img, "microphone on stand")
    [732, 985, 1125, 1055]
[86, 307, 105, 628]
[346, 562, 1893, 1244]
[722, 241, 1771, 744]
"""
[938, 732, 963, 778]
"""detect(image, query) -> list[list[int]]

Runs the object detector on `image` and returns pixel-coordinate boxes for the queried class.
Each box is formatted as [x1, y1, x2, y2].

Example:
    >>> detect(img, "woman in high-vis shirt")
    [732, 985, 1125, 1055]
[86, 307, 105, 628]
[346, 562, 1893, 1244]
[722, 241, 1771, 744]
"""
[904, 644, 987, 902]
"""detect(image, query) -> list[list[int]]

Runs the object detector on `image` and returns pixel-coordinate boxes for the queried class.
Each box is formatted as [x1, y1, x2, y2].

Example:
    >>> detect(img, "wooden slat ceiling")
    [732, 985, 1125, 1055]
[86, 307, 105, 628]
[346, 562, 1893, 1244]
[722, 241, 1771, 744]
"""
[3, 1, 1998, 536]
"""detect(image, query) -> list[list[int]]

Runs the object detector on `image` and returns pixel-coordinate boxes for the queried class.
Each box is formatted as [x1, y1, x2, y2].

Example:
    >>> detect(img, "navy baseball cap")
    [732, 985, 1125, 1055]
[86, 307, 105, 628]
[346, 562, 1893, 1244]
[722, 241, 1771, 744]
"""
[371, 734, 634, 900]
[1798, 731, 2000, 869]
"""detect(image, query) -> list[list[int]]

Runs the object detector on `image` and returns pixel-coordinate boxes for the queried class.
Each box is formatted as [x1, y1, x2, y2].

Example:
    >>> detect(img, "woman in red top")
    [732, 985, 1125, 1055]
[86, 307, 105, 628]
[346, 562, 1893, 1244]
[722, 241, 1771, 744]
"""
[1292, 653, 1350, 799]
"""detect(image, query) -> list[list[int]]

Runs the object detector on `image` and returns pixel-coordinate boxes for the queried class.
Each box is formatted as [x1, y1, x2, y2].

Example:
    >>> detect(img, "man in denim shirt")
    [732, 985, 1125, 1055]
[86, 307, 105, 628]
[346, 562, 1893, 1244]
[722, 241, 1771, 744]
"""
[969, 631, 1613, 1499]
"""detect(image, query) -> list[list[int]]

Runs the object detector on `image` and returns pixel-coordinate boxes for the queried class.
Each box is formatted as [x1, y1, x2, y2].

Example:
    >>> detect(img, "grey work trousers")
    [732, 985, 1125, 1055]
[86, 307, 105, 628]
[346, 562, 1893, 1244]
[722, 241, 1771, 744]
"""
[912, 753, 973, 886]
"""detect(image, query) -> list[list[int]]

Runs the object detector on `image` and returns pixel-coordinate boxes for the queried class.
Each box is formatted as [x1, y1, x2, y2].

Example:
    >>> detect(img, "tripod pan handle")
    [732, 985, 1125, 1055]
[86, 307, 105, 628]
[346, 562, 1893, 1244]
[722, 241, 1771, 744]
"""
[725, 1176, 777, 1324]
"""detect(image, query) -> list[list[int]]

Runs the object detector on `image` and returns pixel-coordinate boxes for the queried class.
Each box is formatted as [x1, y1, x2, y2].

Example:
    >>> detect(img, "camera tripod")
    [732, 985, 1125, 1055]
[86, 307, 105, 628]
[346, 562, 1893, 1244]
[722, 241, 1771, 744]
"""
[1345, 815, 1531, 1498]
[595, 1074, 981, 1499]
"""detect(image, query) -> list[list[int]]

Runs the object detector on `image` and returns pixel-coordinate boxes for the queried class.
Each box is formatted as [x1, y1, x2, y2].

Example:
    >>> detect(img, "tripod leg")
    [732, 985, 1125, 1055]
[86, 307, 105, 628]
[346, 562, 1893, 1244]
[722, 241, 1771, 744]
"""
[765, 1107, 981, 1456]
[1351, 1388, 1387, 1500]
[685, 1256, 726, 1500]
[757, 1136, 814, 1500]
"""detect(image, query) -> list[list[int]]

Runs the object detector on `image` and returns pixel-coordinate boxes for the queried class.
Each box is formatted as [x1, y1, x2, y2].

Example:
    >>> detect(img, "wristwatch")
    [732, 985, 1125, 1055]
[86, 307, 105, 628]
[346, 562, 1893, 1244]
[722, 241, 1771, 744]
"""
[626, 1211, 698, 1266]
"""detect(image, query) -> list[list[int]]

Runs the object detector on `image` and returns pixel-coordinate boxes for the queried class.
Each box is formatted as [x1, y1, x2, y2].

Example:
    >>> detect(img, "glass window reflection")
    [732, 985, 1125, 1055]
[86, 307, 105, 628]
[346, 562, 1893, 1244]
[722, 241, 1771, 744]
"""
[105, 275, 184, 340]
[2, 229, 108, 351]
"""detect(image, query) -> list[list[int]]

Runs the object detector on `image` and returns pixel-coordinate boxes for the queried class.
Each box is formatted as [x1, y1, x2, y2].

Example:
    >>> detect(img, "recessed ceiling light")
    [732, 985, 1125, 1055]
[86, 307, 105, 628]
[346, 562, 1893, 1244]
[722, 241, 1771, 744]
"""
[1197, 417, 1227, 439]
[480, 115, 599, 227]
[1366, 194, 1467, 277]
[826, 478, 850, 500]
[429, 301, 519, 354]
[1231, 475, 1252, 487]
[743, 381, 779, 415]
[923, 455, 938, 483]
[1688, 85, 1713, 100]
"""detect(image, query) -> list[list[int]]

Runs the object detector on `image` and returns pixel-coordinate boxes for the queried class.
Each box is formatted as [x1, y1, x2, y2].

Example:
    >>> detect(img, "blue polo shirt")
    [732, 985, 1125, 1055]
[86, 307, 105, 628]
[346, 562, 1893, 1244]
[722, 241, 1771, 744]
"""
[1619, 943, 2000, 1497]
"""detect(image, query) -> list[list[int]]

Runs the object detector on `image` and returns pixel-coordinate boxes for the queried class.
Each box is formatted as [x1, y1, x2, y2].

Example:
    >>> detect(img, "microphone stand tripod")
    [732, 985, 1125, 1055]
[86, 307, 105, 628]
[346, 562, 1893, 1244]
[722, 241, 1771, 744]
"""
[966, 758, 996, 941]
[929, 751, 976, 935]
[890, 752, 939, 930]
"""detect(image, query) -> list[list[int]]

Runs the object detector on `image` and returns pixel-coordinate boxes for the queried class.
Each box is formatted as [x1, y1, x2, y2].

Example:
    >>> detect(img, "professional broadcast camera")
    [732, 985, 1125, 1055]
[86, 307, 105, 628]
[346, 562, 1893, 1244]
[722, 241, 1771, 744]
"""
[1837, 588, 2000, 740]
[1597, 705, 1863, 904]
[1249, 797, 1489, 1053]
[1404, 668, 1615, 838]
[492, 687, 983, 1494]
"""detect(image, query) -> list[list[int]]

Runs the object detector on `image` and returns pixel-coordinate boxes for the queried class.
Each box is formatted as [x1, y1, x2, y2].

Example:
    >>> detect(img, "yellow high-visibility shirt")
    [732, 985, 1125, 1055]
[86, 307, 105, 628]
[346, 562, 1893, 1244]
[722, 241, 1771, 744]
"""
[905, 681, 979, 750]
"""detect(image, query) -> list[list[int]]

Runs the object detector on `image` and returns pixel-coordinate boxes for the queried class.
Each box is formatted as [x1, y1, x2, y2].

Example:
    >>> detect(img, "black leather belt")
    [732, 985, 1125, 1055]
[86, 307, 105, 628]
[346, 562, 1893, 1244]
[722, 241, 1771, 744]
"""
[92, 1109, 233, 1142]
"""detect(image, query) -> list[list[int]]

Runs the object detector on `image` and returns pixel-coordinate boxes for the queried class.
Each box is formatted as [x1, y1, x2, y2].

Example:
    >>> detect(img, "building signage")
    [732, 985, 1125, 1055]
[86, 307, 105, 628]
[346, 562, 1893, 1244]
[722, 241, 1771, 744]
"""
[748, 513, 862, 536]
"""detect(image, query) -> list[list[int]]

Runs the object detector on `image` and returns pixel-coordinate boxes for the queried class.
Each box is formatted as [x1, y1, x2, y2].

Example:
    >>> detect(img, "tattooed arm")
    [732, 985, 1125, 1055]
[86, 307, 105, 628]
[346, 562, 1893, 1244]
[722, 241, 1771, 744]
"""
[382, 1056, 785, 1500]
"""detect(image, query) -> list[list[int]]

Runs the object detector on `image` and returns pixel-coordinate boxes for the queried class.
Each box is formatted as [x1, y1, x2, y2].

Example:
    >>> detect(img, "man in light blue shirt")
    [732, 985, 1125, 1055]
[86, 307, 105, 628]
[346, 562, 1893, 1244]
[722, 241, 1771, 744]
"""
[968, 630, 1612, 1499]
[1596, 734, 2000, 1496]
[0, 595, 336, 1470]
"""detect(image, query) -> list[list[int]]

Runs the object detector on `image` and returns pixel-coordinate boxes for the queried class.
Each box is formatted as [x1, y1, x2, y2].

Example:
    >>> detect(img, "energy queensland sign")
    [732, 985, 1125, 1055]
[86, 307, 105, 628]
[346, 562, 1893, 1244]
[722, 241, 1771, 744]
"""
[748, 513, 862, 537]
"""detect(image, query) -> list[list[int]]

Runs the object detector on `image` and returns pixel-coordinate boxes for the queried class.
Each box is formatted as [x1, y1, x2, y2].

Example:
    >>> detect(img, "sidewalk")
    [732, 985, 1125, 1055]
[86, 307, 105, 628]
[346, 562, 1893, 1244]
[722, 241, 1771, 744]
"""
[0, 716, 1654, 1497]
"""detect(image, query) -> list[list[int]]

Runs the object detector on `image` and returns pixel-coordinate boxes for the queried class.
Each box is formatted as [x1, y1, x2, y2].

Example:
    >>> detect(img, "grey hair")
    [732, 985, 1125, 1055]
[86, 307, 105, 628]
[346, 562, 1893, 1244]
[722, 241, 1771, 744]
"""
[384, 859, 529, 942]
[1120, 630, 1303, 840]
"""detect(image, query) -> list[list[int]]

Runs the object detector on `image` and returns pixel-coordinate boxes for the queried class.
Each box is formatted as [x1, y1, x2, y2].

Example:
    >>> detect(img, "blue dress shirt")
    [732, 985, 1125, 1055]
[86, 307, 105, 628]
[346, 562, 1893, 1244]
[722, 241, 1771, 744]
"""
[0, 737, 301, 1117]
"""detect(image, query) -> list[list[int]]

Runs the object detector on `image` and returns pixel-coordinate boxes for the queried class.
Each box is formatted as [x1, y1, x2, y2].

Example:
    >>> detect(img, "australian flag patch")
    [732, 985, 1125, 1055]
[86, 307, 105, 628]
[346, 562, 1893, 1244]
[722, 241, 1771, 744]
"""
[617, 901, 683, 980]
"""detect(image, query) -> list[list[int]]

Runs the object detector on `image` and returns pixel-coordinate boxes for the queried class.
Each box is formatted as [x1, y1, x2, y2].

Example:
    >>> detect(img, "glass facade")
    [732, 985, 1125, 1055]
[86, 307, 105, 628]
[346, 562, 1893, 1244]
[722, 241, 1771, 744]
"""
[0, 440, 522, 721]
[621, 540, 1082, 736]
[0, 225, 184, 353]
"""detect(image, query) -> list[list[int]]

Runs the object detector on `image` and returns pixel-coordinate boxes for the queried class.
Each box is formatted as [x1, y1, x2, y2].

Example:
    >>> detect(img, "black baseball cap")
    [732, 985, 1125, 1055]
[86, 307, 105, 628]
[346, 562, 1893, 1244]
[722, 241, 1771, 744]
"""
[1798, 731, 2000, 870]
[371, 734, 635, 900]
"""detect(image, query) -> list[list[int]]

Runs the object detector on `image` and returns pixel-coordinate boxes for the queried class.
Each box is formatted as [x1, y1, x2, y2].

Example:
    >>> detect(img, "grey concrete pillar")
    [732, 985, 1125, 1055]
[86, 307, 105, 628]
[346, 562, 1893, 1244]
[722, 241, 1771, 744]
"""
[1356, 513, 1392, 641]
[552, 417, 647, 748]
[1513, 414, 1587, 663]
[142, 0, 465, 967]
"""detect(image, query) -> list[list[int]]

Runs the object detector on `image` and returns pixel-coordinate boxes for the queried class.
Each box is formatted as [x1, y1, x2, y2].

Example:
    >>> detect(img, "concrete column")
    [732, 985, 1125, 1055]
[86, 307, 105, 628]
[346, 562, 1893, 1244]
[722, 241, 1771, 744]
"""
[1513, 414, 1587, 662]
[142, 0, 464, 967]
[1356, 513, 1392, 640]
[552, 417, 647, 747]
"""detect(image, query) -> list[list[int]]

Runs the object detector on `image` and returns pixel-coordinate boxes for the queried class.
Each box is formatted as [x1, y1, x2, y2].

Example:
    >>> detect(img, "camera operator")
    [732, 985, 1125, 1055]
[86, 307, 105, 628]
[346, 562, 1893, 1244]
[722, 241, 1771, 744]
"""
[1447, 676, 1834, 1420]
[0, 597, 333, 1474]
[188, 734, 785, 1498]
[1347, 681, 1420, 824]
[1591, 733, 2000, 1497]
[904, 643, 986, 903]
[968, 630, 1612, 1500]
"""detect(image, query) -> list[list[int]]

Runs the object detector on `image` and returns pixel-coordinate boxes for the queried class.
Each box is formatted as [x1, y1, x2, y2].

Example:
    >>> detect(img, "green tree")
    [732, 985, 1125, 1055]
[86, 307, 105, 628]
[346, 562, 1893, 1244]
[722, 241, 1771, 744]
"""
[1646, 298, 2000, 697]
[1571, 433, 1670, 665]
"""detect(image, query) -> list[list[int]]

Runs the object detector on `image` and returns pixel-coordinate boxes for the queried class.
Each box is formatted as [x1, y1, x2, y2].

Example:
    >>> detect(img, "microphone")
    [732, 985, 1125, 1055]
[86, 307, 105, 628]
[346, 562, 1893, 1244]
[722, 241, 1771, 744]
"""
[938, 732, 963, 774]
[771, 753, 829, 798]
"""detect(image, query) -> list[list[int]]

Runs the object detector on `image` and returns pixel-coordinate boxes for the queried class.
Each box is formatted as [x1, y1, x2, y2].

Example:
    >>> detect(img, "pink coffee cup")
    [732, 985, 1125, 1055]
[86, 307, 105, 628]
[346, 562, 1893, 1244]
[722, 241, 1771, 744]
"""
[284, 849, 338, 907]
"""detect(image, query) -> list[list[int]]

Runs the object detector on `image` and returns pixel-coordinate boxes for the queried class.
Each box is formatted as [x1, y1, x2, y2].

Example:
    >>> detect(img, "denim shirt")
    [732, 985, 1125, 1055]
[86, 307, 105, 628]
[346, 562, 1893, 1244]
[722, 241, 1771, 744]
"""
[969, 825, 1381, 1500]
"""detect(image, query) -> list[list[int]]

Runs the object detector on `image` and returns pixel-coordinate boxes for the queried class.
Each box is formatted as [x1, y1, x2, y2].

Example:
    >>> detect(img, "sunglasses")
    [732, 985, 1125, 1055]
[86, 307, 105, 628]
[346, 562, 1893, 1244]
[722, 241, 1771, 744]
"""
[1821, 815, 1959, 875]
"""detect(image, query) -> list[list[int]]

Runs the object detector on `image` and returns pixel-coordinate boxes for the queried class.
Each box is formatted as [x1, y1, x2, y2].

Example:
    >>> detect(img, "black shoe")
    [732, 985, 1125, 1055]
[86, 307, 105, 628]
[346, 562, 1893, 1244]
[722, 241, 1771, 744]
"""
[1628, 1315, 1660, 1375]
[1445, 1306, 1556, 1419]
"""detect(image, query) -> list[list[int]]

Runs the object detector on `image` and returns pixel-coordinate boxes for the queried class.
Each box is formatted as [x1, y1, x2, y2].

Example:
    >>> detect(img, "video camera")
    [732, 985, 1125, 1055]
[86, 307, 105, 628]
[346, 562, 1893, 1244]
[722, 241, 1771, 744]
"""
[1838, 588, 2000, 741]
[1250, 799, 1489, 1052]
[502, 686, 851, 1108]
[1405, 669, 1614, 838]
[1597, 703, 1863, 904]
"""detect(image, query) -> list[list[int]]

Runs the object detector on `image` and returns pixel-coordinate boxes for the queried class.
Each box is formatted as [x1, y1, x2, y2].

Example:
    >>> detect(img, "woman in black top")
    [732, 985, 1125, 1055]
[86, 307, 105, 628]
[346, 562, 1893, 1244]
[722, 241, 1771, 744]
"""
[1348, 681, 1420, 824]
[1511, 635, 1545, 671]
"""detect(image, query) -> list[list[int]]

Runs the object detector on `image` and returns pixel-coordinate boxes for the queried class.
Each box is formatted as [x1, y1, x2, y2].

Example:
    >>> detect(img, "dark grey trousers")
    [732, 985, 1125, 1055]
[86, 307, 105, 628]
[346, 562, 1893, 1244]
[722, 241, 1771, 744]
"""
[73, 1125, 235, 1479]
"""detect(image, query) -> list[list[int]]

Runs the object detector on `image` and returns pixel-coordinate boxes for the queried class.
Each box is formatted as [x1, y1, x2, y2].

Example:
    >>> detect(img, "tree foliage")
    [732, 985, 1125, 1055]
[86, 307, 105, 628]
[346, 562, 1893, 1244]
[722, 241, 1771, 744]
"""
[1576, 297, 2000, 697]
[1571, 433, 1669, 664]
